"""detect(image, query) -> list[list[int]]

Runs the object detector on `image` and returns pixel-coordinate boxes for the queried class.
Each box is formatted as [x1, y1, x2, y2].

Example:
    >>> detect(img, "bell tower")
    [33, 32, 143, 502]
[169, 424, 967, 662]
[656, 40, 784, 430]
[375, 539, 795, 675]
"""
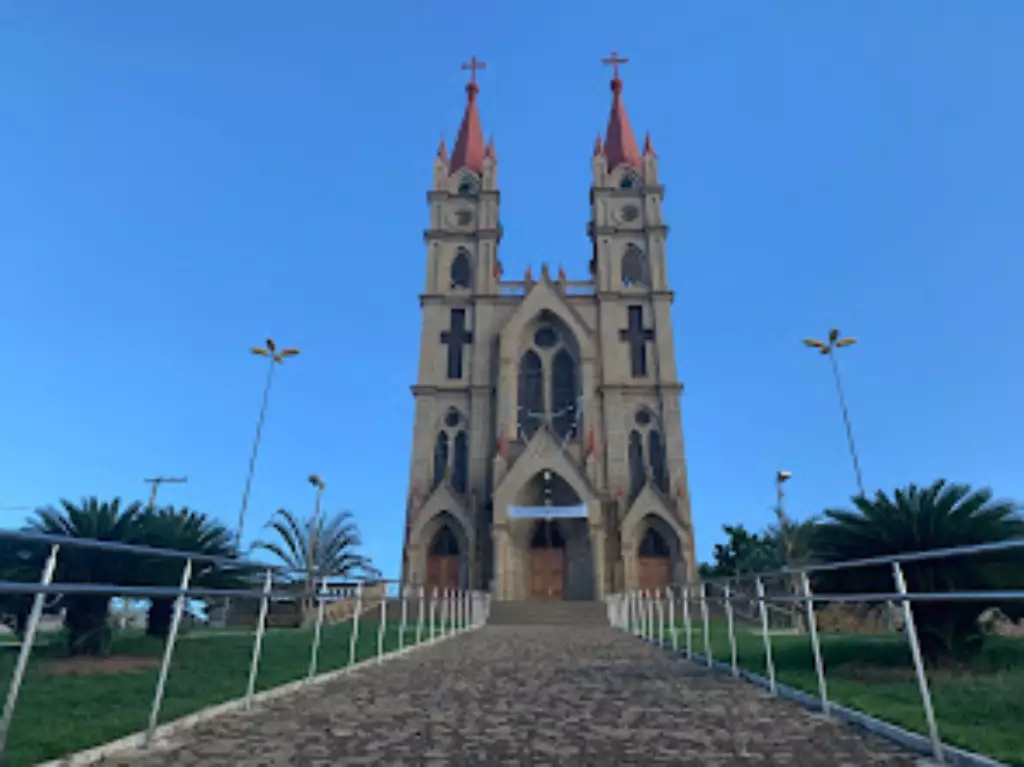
[589, 52, 696, 584]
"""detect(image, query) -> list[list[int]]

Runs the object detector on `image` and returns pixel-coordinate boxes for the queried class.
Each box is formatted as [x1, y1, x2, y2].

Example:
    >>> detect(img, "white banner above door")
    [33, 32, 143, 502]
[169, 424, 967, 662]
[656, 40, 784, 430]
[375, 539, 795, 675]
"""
[507, 505, 588, 519]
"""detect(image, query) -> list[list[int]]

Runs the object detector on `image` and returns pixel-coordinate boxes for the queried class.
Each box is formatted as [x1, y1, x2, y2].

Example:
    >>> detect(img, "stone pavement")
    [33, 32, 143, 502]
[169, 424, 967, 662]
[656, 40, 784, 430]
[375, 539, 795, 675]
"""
[102, 626, 922, 766]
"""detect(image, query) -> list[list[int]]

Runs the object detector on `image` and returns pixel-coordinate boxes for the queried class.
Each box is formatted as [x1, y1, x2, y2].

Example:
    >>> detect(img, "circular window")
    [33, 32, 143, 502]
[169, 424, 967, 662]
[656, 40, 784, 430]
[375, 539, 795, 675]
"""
[455, 209, 473, 226]
[534, 326, 558, 348]
[635, 410, 652, 427]
[620, 205, 639, 222]
[444, 409, 460, 428]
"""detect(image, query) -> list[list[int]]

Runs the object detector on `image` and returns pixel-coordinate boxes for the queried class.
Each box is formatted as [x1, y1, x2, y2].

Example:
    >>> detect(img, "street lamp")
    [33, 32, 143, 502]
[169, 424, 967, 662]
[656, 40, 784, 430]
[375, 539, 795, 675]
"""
[803, 329, 865, 497]
[143, 476, 187, 510]
[235, 338, 300, 552]
[307, 473, 326, 577]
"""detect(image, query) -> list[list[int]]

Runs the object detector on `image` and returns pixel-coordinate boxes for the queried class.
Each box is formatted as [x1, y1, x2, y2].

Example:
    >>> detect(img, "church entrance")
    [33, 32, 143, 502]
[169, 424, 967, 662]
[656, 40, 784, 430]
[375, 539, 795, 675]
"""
[637, 526, 671, 592]
[425, 525, 461, 593]
[529, 520, 565, 600]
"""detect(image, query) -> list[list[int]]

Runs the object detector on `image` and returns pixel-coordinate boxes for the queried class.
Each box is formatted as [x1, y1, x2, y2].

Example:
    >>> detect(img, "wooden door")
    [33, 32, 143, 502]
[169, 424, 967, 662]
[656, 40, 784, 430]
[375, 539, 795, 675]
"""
[637, 556, 670, 593]
[426, 555, 459, 593]
[530, 548, 565, 600]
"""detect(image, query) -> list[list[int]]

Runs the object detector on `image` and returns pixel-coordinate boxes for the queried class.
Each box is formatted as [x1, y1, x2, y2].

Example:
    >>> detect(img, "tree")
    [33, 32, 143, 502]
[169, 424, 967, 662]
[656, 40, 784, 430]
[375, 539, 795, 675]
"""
[700, 524, 783, 578]
[135, 506, 239, 638]
[813, 480, 1024, 663]
[253, 508, 379, 625]
[28, 498, 144, 656]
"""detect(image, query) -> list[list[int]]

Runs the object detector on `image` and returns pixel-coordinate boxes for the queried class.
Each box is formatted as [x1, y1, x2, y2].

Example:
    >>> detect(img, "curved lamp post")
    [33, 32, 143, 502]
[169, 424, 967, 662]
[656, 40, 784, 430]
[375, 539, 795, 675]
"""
[803, 329, 865, 497]
[307, 473, 326, 577]
[235, 338, 300, 552]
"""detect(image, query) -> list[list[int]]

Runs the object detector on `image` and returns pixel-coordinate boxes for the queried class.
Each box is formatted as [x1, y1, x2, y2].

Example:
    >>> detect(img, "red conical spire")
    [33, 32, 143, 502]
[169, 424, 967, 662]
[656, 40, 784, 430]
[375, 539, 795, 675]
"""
[601, 51, 642, 172]
[449, 56, 488, 175]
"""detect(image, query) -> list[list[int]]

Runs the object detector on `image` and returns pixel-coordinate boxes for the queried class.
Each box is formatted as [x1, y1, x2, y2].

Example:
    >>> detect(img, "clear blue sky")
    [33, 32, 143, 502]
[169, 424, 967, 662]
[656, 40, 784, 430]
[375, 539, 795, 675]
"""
[2, 3, 1022, 578]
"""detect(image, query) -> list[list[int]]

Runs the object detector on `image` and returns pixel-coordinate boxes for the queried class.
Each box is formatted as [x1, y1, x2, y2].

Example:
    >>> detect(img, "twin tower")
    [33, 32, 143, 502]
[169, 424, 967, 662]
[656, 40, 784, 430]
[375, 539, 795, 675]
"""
[401, 54, 697, 602]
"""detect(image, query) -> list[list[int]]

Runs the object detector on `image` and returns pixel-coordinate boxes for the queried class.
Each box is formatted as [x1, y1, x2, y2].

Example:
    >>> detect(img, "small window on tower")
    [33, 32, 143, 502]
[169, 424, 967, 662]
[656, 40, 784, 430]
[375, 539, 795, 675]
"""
[450, 249, 471, 289]
[458, 175, 479, 196]
[621, 244, 649, 288]
[620, 174, 635, 190]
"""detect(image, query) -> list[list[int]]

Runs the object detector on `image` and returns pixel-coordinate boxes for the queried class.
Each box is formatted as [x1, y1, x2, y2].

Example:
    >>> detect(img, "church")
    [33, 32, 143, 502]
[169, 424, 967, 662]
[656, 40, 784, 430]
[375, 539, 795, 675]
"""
[401, 54, 697, 601]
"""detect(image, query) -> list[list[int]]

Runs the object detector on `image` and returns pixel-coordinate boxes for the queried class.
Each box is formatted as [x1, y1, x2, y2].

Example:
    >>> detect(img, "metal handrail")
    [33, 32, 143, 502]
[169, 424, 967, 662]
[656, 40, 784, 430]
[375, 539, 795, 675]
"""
[0, 540, 489, 762]
[698, 536, 1024, 585]
[610, 539, 1024, 767]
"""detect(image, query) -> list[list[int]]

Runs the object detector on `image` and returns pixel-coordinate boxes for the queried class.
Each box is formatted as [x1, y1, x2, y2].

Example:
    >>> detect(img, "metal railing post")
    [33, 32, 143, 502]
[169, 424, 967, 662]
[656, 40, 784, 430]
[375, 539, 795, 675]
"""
[146, 557, 193, 744]
[657, 589, 667, 647]
[756, 577, 777, 695]
[645, 590, 654, 640]
[0, 543, 60, 759]
[683, 585, 693, 660]
[724, 582, 738, 677]
[399, 585, 408, 650]
[429, 587, 437, 640]
[416, 585, 425, 642]
[244, 569, 273, 710]
[348, 582, 363, 667]
[700, 582, 712, 667]
[800, 570, 830, 716]
[892, 561, 944, 763]
[307, 576, 328, 680]
[667, 588, 678, 650]
[376, 589, 386, 663]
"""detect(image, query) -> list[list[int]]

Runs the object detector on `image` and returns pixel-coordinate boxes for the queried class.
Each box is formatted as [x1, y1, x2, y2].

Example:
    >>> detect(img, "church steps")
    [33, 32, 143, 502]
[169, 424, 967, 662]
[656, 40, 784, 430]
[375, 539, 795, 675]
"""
[487, 600, 609, 627]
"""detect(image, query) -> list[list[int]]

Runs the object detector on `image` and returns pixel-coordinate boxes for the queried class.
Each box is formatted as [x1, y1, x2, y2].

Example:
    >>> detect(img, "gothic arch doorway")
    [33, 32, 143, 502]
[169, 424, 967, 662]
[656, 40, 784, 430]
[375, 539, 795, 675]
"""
[529, 520, 566, 601]
[637, 524, 672, 592]
[426, 524, 461, 594]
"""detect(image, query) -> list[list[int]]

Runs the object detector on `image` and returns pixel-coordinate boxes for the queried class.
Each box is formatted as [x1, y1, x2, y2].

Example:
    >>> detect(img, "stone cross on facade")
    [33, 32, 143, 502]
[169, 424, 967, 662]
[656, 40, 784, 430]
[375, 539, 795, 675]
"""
[440, 308, 473, 379]
[619, 306, 655, 378]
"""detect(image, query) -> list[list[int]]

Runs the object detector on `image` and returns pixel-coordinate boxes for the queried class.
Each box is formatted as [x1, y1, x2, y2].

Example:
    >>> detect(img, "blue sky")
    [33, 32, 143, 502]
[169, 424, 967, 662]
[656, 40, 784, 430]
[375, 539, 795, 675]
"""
[2, 2, 1022, 578]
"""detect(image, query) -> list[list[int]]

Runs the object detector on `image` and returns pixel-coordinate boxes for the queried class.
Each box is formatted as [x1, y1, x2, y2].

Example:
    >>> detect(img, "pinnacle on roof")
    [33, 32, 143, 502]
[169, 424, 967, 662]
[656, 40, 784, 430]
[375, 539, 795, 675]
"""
[600, 51, 642, 172]
[449, 56, 488, 175]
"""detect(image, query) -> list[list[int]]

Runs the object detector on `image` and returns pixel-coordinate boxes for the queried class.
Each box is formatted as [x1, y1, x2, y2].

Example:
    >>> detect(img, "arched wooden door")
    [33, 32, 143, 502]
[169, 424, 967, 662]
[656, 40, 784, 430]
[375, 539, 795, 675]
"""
[426, 525, 460, 593]
[637, 527, 671, 592]
[530, 520, 566, 600]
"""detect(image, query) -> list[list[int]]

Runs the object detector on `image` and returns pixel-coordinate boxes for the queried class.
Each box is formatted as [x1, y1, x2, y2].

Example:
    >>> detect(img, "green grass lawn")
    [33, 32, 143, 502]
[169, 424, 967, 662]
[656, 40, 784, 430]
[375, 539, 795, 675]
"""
[0, 617, 459, 766]
[639, 618, 1024, 765]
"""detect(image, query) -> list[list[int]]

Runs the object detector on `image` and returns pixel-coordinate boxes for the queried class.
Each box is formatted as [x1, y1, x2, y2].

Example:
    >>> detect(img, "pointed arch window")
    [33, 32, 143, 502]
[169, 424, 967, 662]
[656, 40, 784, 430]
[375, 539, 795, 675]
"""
[458, 174, 479, 196]
[628, 430, 645, 500]
[551, 349, 578, 439]
[648, 429, 668, 492]
[639, 526, 670, 557]
[431, 525, 460, 556]
[450, 249, 471, 289]
[452, 431, 469, 493]
[517, 350, 544, 441]
[432, 432, 450, 489]
[621, 244, 650, 288]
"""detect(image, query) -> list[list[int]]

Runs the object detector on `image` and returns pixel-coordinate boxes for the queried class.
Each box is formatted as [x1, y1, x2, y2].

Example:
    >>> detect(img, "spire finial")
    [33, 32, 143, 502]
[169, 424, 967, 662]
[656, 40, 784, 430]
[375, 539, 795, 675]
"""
[450, 56, 488, 174]
[461, 55, 487, 100]
[600, 51, 642, 172]
[602, 50, 629, 92]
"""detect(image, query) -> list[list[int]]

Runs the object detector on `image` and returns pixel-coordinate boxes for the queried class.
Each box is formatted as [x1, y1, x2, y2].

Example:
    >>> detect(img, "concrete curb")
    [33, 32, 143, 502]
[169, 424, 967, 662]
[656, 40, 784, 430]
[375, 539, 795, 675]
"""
[632, 632, 1007, 767]
[37, 625, 479, 766]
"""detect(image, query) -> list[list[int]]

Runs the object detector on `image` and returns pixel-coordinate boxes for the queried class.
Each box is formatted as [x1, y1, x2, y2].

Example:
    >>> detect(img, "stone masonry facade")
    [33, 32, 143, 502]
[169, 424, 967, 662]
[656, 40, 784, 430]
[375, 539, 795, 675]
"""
[402, 59, 697, 601]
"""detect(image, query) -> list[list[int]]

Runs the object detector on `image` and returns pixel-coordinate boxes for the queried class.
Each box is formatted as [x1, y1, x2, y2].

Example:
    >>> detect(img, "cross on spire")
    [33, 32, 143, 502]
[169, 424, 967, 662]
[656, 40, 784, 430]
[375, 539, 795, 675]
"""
[462, 55, 487, 86]
[602, 51, 629, 81]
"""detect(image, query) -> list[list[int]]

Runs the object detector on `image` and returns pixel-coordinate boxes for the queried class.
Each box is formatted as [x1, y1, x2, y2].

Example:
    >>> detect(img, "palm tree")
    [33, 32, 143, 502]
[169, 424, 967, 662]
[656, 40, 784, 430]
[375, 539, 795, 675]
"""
[136, 506, 239, 637]
[813, 480, 1024, 663]
[253, 508, 379, 625]
[28, 497, 144, 656]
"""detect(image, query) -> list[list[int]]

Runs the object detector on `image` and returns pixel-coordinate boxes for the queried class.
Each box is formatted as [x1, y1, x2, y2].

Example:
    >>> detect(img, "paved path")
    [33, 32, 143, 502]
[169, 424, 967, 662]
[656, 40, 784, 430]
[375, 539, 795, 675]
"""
[103, 626, 921, 766]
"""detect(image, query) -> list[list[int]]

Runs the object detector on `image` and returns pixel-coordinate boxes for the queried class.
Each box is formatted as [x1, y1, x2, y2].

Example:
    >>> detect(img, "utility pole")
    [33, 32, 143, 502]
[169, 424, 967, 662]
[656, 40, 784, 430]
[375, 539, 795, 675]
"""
[143, 476, 188, 509]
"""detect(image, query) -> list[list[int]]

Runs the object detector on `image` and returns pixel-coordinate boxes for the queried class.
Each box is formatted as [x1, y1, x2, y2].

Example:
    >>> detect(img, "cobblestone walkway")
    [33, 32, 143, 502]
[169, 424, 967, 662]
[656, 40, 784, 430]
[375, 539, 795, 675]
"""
[103, 626, 922, 766]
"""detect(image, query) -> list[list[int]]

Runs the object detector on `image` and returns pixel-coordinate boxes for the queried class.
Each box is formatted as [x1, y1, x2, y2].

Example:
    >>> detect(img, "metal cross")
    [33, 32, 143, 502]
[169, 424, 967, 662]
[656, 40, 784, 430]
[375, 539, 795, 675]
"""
[602, 51, 629, 80]
[461, 56, 487, 85]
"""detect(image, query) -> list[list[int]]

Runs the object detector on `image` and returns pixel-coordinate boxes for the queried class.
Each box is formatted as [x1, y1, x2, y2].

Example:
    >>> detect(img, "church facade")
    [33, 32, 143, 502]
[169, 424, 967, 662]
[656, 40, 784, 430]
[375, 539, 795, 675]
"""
[402, 56, 697, 601]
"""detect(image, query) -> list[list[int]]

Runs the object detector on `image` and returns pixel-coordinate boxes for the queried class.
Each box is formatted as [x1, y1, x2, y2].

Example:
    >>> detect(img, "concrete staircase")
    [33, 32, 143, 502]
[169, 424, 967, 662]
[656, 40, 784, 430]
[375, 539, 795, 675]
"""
[488, 600, 609, 627]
